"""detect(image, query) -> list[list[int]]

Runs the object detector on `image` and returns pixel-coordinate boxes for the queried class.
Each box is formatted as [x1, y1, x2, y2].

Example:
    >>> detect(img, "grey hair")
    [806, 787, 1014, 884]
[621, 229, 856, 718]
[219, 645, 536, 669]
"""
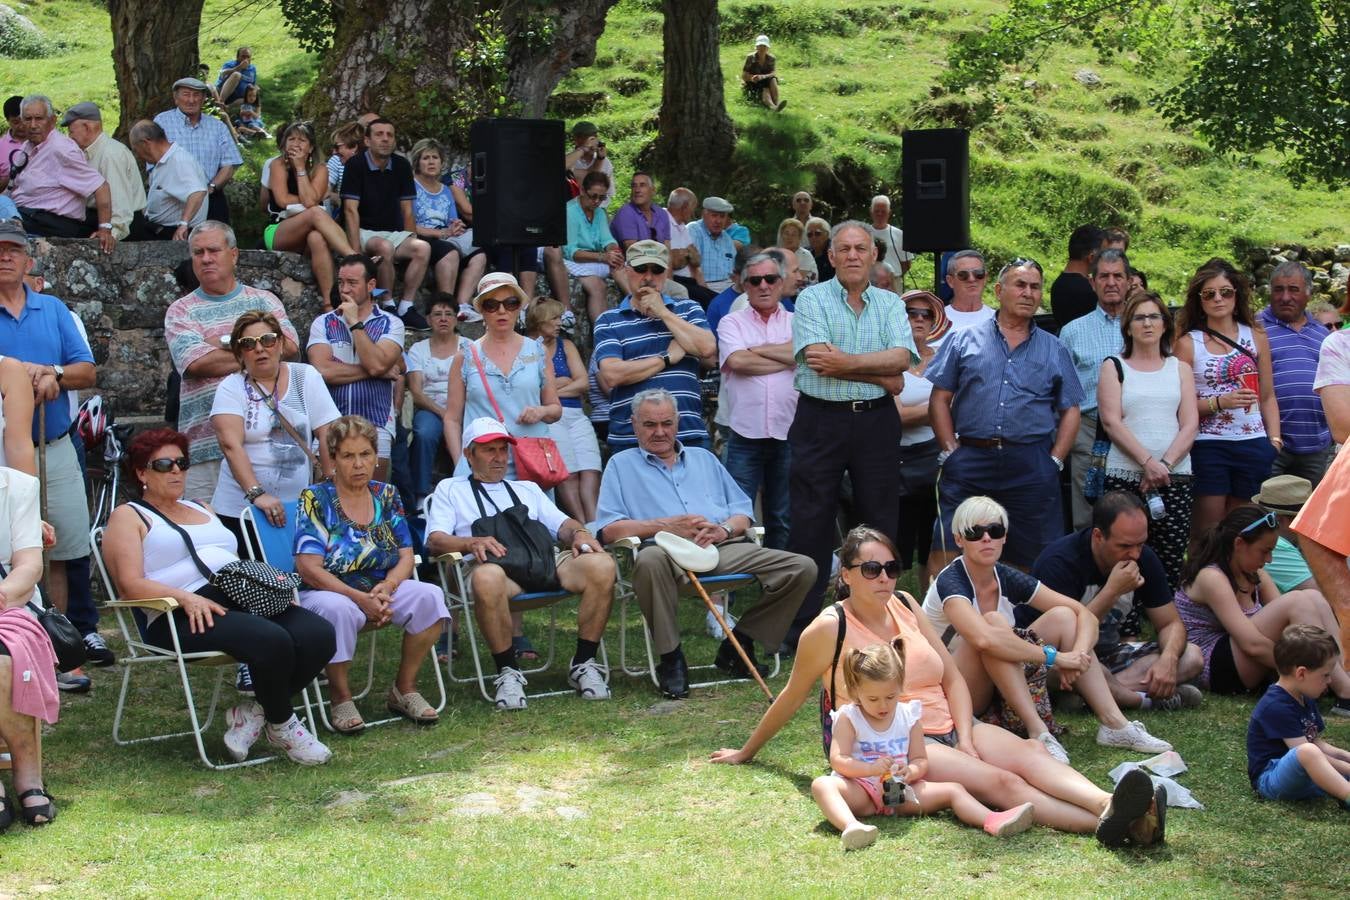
[829, 219, 871, 245]
[667, 187, 696, 212]
[189, 220, 237, 249]
[128, 120, 166, 145]
[1269, 259, 1312, 292]
[20, 95, 54, 118]
[1091, 248, 1130, 277]
[805, 216, 831, 234]
[742, 251, 786, 279]
[870, 194, 891, 209]
[630, 388, 677, 419]
[949, 249, 985, 267]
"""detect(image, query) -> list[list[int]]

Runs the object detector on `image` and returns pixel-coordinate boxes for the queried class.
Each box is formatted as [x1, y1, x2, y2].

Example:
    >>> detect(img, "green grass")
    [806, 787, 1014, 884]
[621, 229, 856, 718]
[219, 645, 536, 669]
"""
[3, 588, 1347, 897]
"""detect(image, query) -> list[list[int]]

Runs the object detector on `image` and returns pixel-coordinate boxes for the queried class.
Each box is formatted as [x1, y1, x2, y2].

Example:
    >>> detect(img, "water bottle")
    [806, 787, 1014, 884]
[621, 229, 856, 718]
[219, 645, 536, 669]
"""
[1144, 490, 1166, 520]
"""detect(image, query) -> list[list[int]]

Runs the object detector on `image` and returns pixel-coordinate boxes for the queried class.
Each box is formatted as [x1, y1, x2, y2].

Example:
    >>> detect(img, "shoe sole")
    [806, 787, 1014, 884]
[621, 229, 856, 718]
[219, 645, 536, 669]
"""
[1097, 768, 1155, 849]
[841, 824, 877, 850]
[387, 706, 439, 725]
[990, 802, 1037, 837]
[1152, 784, 1167, 844]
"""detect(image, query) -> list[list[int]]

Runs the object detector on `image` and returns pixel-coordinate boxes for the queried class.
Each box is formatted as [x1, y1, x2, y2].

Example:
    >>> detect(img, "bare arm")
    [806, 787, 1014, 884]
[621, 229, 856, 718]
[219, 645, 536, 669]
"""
[598, 355, 666, 392]
[212, 413, 264, 496]
[293, 552, 364, 602]
[930, 387, 956, 451]
[724, 348, 793, 376]
[1319, 384, 1350, 445]
[209, 164, 237, 189]
[553, 339, 588, 399]
[1029, 583, 1099, 653]
[343, 198, 362, 253]
[1051, 406, 1080, 462]
[407, 371, 445, 417]
[943, 591, 1046, 665]
[1190, 567, 1275, 664]
[350, 332, 403, 377]
[903, 593, 979, 754]
[1254, 330, 1281, 443]
[306, 343, 371, 386]
[828, 714, 889, 779]
[183, 348, 241, 379]
[657, 306, 717, 362]
[0, 358, 35, 475]
[443, 357, 466, 467]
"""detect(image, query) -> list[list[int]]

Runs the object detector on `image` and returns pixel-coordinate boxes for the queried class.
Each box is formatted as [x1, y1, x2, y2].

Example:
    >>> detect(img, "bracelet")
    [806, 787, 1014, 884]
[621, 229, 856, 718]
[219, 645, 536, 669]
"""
[1160, 457, 1174, 471]
[1208, 396, 1219, 414]
[1141, 455, 1153, 467]
[1049, 454, 1064, 472]
[1043, 645, 1058, 668]
[98, 222, 112, 230]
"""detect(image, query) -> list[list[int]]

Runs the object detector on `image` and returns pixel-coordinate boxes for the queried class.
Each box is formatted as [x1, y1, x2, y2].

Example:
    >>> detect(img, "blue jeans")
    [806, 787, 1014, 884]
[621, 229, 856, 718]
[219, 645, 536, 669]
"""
[723, 430, 791, 550]
[1256, 747, 1328, 801]
[410, 409, 444, 499]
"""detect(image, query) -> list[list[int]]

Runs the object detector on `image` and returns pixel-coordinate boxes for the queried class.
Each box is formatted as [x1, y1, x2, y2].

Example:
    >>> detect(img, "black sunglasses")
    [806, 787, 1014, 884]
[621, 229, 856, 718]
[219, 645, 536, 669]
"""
[847, 559, 901, 579]
[148, 456, 191, 473]
[953, 268, 987, 281]
[906, 307, 935, 320]
[480, 297, 522, 313]
[632, 264, 666, 275]
[745, 274, 780, 287]
[962, 522, 1007, 541]
[235, 332, 279, 352]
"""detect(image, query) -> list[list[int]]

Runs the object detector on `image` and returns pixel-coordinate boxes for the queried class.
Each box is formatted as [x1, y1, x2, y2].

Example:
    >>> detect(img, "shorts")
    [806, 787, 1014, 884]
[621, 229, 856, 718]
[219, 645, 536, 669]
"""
[1255, 747, 1328, 801]
[564, 259, 611, 279]
[358, 229, 416, 251]
[923, 727, 959, 748]
[263, 222, 279, 250]
[489, 245, 541, 273]
[548, 406, 603, 473]
[41, 435, 91, 560]
[1207, 634, 1259, 695]
[1190, 437, 1277, 499]
[845, 774, 888, 815]
[1098, 640, 1161, 675]
[376, 421, 394, 459]
[428, 232, 481, 266]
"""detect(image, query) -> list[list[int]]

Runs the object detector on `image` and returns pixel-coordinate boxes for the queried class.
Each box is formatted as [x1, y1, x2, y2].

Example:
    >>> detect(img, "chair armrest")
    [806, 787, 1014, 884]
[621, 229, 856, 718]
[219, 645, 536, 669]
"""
[747, 526, 765, 546]
[105, 597, 181, 613]
[431, 552, 464, 564]
[605, 536, 640, 563]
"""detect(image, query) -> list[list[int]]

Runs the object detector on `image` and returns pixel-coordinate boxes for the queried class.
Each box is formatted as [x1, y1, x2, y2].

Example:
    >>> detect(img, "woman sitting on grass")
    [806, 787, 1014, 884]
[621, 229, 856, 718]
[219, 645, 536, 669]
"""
[712, 525, 1166, 849]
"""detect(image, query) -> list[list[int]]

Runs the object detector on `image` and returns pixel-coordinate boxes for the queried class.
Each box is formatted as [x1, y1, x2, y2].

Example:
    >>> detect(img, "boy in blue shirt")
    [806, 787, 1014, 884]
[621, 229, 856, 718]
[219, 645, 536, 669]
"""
[1246, 624, 1350, 808]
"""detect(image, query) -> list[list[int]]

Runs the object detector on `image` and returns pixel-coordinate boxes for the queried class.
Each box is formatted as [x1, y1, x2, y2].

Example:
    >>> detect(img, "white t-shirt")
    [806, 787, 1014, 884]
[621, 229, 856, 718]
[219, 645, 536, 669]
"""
[209, 363, 341, 516]
[867, 223, 914, 275]
[145, 143, 209, 228]
[944, 304, 995, 332]
[0, 467, 41, 576]
[898, 372, 935, 446]
[668, 211, 693, 278]
[425, 475, 570, 540]
[406, 338, 456, 410]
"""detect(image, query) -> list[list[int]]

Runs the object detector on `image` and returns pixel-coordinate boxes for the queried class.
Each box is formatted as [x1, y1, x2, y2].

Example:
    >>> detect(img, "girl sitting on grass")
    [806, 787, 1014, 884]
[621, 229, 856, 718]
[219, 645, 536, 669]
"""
[812, 638, 1036, 850]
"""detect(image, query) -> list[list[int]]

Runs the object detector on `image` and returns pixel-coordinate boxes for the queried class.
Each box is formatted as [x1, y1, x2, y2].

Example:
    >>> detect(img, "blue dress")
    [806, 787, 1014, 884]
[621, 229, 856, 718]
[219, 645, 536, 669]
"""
[456, 336, 550, 478]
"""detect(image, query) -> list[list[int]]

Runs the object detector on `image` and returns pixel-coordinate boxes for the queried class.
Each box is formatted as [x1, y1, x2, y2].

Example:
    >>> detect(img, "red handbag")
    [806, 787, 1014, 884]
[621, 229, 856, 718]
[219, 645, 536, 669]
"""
[467, 341, 570, 490]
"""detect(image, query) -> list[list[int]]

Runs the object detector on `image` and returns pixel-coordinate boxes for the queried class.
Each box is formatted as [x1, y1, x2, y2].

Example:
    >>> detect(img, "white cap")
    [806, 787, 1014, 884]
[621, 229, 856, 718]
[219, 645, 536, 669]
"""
[755, 34, 770, 47]
[462, 417, 517, 451]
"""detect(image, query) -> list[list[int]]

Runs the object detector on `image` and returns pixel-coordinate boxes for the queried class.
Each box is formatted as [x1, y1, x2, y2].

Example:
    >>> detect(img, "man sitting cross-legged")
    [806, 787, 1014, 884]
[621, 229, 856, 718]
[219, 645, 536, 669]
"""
[425, 417, 616, 710]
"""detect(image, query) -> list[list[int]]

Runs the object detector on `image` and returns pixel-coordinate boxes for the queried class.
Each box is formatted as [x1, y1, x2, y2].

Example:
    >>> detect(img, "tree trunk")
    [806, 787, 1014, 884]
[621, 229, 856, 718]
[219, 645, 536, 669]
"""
[650, 0, 736, 191]
[107, 0, 207, 140]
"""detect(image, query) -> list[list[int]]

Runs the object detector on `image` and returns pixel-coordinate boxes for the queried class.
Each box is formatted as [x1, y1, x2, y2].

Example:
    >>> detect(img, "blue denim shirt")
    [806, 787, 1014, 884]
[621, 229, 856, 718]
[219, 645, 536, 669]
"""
[591, 444, 755, 538]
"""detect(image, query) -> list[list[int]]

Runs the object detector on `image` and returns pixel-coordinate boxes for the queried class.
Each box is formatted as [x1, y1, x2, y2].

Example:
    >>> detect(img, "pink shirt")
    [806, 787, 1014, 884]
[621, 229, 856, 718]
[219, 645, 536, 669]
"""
[0, 133, 23, 180]
[10, 131, 106, 220]
[717, 304, 798, 440]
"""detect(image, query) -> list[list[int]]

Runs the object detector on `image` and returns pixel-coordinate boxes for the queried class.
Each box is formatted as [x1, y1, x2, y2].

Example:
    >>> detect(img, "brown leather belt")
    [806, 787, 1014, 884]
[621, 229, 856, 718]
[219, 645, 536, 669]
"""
[960, 437, 1008, 449]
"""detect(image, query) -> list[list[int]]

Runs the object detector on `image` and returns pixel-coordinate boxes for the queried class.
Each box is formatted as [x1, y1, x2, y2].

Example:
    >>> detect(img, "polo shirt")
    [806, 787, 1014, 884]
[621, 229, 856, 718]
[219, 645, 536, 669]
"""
[591, 443, 755, 538]
[10, 132, 105, 221]
[341, 150, 415, 232]
[1058, 304, 1123, 413]
[0, 195, 16, 220]
[425, 476, 569, 540]
[1030, 528, 1171, 651]
[1314, 329, 1350, 392]
[686, 221, 737, 284]
[0, 286, 95, 440]
[0, 133, 22, 180]
[84, 132, 146, 240]
[592, 294, 712, 448]
[1258, 307, 1330, 454]
[1267, 535, 1313, 593]
[1050, 271, 1097, 328]
[668, 213, 694, 278]
[926, 313, 1084, 443]
[922, 557, 1041, 636]
[562, 197, 617, 261]
[718, 304, 798, 441]
[153, 108, 242, 181]
[1292, 440, 1350, 557]
[791, 277, 916, 402]
[611, 202, 671, 246]
[307, 307, 405, 430]
[144, 143, 208, 227]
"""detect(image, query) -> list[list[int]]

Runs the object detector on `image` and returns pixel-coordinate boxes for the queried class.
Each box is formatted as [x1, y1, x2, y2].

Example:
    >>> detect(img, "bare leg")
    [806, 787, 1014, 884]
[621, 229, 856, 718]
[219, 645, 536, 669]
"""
[971, 721, 1110, 816]
[471, 564, 516, 655]
[1189, 494, 1227, 551]
[219, 72, 242, 103]
[557, 553, 615, 643]
[433, 249, 460, 295]
[1032, 606, 1132, 729]
[1292, 743, 1350, 801]
[325, 660, 353, 703]
[581, 276, 608, 325]
[925, 740, 1100, 833]
[543, 247, 569, 304]
[611, 266, 630, 296]
[395, 621, 441, 694]
[950, 637, 996, 716]
[578, 470, 601, 524]
[810, 774, 875, 832]
[908, 780, 995, 829]
[305, 230, 336, 302]
[0, 658, 46, 817]
[1109, 644, 1205, 704]
[395, 238, 431, 302]
[365, 237, 396, 294]
[1248, 590, 1350, 696]
[458, 253, 488, 306]
[555, 474, 584, 521]
[518, 271, 539, 298]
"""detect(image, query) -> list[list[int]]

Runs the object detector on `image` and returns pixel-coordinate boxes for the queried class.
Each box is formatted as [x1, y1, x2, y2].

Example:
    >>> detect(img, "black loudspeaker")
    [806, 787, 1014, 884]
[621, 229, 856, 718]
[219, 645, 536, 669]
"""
[470, 118, 567, 246]
[901, 128, 970, 252]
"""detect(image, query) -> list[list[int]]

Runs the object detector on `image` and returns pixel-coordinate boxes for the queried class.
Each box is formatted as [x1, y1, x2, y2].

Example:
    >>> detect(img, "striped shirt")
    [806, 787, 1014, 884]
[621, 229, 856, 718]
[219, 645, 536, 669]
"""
[165, 284, 297, 462]
[791, 277, 916, 402]
[152, 109, 242, 180]
[1259, 307, 1331, 454]
[592, 295, 712, 448]
[307, 307, 404, 429]
[1058, 304, 1123, 413]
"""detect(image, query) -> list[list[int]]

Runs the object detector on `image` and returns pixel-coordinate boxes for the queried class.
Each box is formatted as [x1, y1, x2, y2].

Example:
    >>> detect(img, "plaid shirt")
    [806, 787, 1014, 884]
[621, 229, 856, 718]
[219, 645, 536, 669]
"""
[153, 109, 242, 180]
[1058, 304, 1123, 413]
[791, 278, 916, 402]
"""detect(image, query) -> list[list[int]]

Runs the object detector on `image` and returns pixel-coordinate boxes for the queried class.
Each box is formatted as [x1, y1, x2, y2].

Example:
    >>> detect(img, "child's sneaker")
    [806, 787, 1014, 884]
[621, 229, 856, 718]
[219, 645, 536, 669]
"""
[1036, 731, 1070, 764]
[983, 801, 1036, 837]
[235, 663, 254, 695]
[265, 715, 333, 766]
[840, 822, 877, 851]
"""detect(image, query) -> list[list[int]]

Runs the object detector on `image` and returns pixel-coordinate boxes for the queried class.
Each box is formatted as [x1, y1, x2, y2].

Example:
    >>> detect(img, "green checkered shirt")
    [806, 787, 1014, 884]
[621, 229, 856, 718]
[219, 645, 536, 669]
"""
[791, 278, 917, 401]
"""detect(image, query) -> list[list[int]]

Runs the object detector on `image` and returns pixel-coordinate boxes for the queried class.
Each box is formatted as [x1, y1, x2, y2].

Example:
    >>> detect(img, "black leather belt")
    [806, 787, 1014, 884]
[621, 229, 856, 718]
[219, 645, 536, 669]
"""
[801, 394, 889, 413]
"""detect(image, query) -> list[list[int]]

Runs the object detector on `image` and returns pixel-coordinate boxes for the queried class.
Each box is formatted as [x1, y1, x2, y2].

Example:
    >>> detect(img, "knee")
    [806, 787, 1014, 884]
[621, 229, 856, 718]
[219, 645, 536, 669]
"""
[810, 775, 834, 799]
[369, 238, 393, 257]
[1179, 643, 1205, 679]
[1294, 741, 1322, 765]
[994, 767, 1030, 797]
[411, 239, 431, 260]
[582, 552, 616, 587]
[982, 610, 1010, 629]
[471, 563, 509, 600]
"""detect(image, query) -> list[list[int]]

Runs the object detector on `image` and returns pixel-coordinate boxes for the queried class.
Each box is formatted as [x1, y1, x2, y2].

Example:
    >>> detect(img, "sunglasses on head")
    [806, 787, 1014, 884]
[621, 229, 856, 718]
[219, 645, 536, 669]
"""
[480, 297, 523, 313]
[1240, 511, 1278, 535]
[953, 268, 986, 281]
[148, 456, 191, 473]
[745, 274, 780, 287]
[235, 332, 279, 352]
[906, 307, 935, 321]
[962, 522, 1007, 541]
[847, 559, 902, 579]
[632, 264, 666, 275]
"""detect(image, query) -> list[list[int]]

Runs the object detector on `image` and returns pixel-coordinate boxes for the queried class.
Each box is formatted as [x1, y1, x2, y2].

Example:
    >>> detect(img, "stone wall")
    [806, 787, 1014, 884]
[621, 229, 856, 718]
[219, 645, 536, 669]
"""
[1242, 243, 1350, 308]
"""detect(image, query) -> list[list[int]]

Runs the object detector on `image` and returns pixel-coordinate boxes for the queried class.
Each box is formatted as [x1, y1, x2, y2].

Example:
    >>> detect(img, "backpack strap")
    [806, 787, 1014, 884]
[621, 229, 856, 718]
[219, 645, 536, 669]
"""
[828, 601, 846, 709]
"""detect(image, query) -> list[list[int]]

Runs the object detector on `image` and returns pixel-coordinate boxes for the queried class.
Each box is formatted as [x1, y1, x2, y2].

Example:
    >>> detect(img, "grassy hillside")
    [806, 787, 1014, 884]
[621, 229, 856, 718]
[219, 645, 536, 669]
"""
[2, 0, 1343, 297]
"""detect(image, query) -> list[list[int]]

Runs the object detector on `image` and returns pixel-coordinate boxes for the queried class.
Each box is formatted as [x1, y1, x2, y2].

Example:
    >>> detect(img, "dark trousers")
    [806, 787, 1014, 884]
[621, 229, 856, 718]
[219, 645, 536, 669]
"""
[144, 592, 335, 724]
[786, 396, 901, 641]
[206, 190, 230, 225]
[18, 207, 87, 238]
[126, 216, 178, 242]
[671, 275, 718, 308]
[724, 431, 791, 550]
[933, 440, 1064, 567]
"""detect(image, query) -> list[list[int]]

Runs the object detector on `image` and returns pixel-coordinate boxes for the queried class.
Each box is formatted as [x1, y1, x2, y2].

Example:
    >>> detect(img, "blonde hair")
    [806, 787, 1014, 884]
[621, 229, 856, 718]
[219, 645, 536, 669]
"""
[777, 217, 804, 243]
[526, 298, 565, 335]
[325, 414, 378, 457]
[840, 639, 906, 698]
[410, 138, 445, 175]
[952, 495, 1008, 539]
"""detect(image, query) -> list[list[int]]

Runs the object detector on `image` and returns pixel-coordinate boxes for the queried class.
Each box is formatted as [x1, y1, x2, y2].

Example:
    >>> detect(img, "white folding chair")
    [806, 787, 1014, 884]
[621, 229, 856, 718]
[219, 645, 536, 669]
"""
[611, 526, 781, 691]
[241, 503, 446, 732]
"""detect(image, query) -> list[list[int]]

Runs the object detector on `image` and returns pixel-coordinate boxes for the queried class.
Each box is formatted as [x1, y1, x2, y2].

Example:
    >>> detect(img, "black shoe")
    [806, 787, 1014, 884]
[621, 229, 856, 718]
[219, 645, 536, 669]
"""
[235, 663, 255, 695]
[1329, 696, 1350, 718]
[400, 307, 429, 330]
[656, 650, 690, 699]
[83, 632, 115, 667]
[715, 637, 768, 679]
[1096, 768, 1155, 849]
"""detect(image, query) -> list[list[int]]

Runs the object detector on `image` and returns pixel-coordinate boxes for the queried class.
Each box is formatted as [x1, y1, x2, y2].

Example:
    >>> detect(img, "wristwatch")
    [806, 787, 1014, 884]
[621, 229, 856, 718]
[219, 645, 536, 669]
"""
[97, 222, 112, 231]
[349, 320, 366, 331]
[660, 352, 671, 368]
[52, 364, 64, 383]
[245, 485, 265, 503]
[1050, 454, 1064, 472]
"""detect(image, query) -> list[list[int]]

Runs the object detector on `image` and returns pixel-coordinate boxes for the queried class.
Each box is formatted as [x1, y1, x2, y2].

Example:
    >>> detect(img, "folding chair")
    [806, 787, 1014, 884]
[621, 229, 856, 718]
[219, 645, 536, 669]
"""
[612, 527, 781, 691]
[91, 526, 285, 770]
[433, 548, 610, 703]
[241, 503, 446, 731]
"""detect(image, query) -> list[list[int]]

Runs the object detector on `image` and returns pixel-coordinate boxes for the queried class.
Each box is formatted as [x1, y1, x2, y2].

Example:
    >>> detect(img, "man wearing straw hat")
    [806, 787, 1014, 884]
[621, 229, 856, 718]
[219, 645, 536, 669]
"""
[1254, 475, 1319, 594]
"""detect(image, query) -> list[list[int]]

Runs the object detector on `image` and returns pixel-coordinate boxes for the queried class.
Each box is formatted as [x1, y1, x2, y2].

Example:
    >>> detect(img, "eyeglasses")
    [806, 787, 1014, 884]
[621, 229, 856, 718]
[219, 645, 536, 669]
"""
[745, 274, 780, 287]
[962, 522, 1007, 541]
[906, 307, 935, 321]
[632, 264, 666, 275]
[846, 559, 902, 580]
[1239, 511, 1278, 535]
[480, 297, 523, 313]
[148, 456, 191, 473]
[1200, 287, 1237, 302]
[953, 268, 986, 282]
[998, 257, 1043, 280]
[1131, 313, 1164, 323]
[584, 192, 607, 202]
[235, 332, 279, 352]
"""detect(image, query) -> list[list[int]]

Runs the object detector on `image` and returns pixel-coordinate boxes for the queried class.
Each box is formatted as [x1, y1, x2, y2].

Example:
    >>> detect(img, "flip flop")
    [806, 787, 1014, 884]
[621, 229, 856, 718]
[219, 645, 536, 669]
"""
[329, 700, 366, 734]
[513, 634, 540, 662]
[387, 687, 439, 724]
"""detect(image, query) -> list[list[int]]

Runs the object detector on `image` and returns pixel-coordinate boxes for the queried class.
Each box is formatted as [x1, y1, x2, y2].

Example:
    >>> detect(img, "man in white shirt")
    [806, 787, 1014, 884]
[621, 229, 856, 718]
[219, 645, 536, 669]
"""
[127, 120, 207, 241]
[61, 102, 145, 241]
[665, 186, 714, 305]
[943, 249, 996, 331]
[424, 417, 616, 710]
[866, 194, 914, 277]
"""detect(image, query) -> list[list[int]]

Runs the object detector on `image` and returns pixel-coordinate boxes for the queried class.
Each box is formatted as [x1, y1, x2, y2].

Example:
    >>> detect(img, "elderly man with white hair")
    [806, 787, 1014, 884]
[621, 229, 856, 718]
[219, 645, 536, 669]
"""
[61, 101, 144, 241]
[9, 95, 115, 251]
[865, 194, 913, 277]
[666, 187, 715, 305]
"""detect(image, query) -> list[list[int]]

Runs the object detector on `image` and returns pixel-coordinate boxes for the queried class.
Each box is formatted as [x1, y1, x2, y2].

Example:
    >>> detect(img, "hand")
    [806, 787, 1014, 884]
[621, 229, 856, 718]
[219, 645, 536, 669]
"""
[181, 592, 228, 634]
[1105, 559, 1145, 597]
[90, 228, 115, 254]
[899, 763, 920, 783]
[692, 522, 727, 548]
[466, 535, 508, 562]
[287, 145, 307, 167]
[633, 287, 664, 317]
[354, 591, 391, 626]
[1142, 656, 1179, 700]
[570, 530, 596, 557]
[1140, 458, 1171, 491]
[665, 340, 687, 366]
[605, 246, 624, 268]
[32, 373, 59, 403]
[40, 521, 56, 549]
[803, 342, 849, 378]
[873, 755, 896, 777]
[517, 406, 544, 425]
[1227, 388, 1258, 410]
[338, 298, 361, 328]
[252, 492, 286, 527]
[955, 736, 981, 759]
[369, 581, 395, 604]
[449, 219, 467, 237]
[586, 135, 599, 152]
[662, 514, 710, 541]
[709, 747, 750, 765]
[172, 225, 189, 242]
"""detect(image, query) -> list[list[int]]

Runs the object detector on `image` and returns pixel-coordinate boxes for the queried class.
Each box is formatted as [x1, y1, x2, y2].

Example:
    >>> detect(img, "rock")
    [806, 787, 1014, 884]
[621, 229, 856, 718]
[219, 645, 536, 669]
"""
[1313, 269, 1332, 288]
[325, 789, 372, 808]
[452, 792, 503, 817]
[1335, 244, 1350, 263]
[555, 806, 586, 820]
[1074, 68, 1102, 88]
[647, 700, 684, 715]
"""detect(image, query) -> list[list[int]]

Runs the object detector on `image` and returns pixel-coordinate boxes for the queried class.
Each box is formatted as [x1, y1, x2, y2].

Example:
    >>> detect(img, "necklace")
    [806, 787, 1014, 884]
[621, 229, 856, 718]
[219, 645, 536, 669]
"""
[331, 483, 374, 528]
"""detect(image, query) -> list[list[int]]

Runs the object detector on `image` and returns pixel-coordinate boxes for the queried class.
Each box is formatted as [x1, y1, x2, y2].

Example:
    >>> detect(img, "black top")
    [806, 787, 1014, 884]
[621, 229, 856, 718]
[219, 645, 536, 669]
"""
[267, 167, 299, 223]
[1050, 271, 1097, 329]
[340, 151, 416, 232]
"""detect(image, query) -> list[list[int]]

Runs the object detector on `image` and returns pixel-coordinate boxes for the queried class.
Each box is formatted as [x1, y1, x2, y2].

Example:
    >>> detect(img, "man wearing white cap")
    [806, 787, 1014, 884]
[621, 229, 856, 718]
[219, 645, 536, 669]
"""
[425, 417, 615, 709]
[61, 101, 144, 242]
[154, 76, 243, 224]
[743, 35, 784, 111]
[687, 196, 738, 293]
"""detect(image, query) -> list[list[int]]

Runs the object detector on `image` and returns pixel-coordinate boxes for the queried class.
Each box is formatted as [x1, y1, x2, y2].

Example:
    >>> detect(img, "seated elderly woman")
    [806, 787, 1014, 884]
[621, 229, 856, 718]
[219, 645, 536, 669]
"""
[293, 415, 449, 732]
[921, 496, 1173, 763]
[102, 429, 335, 765]
[0, 466, 57, 827]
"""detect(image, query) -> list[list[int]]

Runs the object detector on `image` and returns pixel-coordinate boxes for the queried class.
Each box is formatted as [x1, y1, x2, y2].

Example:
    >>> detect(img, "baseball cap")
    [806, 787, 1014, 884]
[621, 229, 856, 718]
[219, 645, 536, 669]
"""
[755, 34, 771, 47]
[471, 271, 530, 309]
[571, 120, 598, 138]
[625, 240, 669, 269]
[172, 77, 211, 93]
[0, 220, 30, 248]
[462, 417, 517, 451]
[59, 102, 101, 127]
[702, 196, 733, 213]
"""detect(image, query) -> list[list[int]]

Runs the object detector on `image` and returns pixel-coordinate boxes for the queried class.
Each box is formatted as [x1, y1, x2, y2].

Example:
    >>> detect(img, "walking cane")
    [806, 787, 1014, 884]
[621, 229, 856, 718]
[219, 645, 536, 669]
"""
[37, 402, 49, 585]
[654, 531, 774, 701]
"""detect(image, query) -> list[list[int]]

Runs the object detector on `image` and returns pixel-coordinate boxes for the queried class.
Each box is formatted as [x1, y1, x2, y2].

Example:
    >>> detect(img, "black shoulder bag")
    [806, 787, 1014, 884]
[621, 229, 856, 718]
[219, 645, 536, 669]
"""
[3, 562, 87, 673]
[1084, 355, 1125, 502]
[468, 479, 560, 592]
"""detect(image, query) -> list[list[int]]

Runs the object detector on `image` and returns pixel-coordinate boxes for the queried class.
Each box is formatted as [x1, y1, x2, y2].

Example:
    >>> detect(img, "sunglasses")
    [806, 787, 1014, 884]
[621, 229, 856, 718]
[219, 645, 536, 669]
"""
[1200, 287, 1237, 302]
[745, 274, 780, 287]
[906, 307, 935, 321]
[998, 257, 1043, 280]
[952, 268, 986, 281]
[1240, 511, 1278, 535]
[847, 559, 902, 580]
[235, 332, 279, 352]
[1131, 313, 1163, 323]
[962, 522, 1007, 541]
[632, 264, 666, 275]
[584, 192, 607, 202]
[148, 456, 191, 473]
[480, 297, 523, 313]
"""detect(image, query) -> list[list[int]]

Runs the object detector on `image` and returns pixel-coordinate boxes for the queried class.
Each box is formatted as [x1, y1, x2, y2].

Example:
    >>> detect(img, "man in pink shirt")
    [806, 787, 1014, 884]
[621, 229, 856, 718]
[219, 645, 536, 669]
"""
[9, 95, 114, 252]
[0, 95, 26, 191]
[717, 250, 798, 549]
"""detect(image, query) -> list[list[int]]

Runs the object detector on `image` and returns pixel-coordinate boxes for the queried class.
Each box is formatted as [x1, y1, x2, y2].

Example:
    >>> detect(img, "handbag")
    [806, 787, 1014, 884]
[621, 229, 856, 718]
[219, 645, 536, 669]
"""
[897, 438, 940, 496]
[467, 341, 570, 490]
[1083, 356, 1125, 503]
[468, 478, 560, 592]
[0, 559, 86, 672]
[252, 366, 325, 483]
[130, 501, 299, 618]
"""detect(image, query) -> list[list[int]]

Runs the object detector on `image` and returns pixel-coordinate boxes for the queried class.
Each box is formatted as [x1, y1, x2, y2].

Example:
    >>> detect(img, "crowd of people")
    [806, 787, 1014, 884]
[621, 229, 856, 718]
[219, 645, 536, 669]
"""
[2, 67, 1350, 848]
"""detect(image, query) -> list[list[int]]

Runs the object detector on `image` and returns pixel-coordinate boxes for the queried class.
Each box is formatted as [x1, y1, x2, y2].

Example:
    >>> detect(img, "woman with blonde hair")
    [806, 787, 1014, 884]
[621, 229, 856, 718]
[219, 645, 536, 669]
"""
[410, 138, 483, 307]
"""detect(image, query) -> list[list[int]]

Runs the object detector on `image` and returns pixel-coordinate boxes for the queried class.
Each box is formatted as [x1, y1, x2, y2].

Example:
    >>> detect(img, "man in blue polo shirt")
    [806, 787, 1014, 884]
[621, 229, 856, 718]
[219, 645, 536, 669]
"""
[593, 240, 716, 450]
[686, 196, 738, 292]
[1259, 260, 1333, 486]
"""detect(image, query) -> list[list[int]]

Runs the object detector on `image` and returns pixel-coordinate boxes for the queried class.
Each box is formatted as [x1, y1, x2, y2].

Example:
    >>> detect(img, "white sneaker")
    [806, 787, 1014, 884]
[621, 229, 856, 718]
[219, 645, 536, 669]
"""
[705, 606, 737, 640]
[458, 303, 483, 323]
[266, 715, 333, 766]
[567, 658, 610, 700]
[1097, 720, 1172, 754]
[1036, 731, 1071, 764]
[841, 822, 878, 850]
[493, 667, 528, 710]
[223, 700, 265, 762]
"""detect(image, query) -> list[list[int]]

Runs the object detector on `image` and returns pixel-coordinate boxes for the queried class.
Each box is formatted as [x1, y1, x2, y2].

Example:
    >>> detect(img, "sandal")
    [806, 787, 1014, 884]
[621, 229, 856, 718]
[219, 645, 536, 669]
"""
[329, 700, 366, 734]
[18, 788, 55, 827]
[387, 687, 438, 724]
[513, 634, 540, 662]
